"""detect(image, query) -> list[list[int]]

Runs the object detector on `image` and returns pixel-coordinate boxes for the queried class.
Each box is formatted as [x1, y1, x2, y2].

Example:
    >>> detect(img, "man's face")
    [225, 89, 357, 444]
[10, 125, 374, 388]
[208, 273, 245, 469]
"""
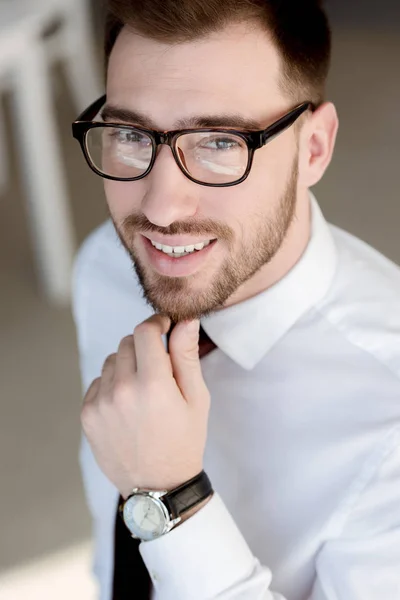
[105, 22, 300, 322]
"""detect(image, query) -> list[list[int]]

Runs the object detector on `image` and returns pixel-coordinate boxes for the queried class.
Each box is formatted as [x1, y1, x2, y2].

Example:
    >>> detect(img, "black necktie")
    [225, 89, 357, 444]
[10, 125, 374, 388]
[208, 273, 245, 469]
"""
[112, 325, 216, 599]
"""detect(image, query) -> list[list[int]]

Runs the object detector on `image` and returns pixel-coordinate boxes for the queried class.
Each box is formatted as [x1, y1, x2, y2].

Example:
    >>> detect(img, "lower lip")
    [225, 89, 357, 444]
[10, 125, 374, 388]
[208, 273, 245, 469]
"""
[141, 235, 218, 277]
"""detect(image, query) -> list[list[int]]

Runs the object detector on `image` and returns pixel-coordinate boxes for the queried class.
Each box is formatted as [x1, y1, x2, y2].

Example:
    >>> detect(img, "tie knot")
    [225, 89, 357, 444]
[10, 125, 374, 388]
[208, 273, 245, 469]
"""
[199, 325, 217, 358]
[166, 323, 216, 358]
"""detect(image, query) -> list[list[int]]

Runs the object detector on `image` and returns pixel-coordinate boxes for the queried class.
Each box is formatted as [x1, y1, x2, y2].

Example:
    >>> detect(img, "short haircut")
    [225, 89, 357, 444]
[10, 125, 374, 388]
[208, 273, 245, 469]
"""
[104, 0, 332, 106]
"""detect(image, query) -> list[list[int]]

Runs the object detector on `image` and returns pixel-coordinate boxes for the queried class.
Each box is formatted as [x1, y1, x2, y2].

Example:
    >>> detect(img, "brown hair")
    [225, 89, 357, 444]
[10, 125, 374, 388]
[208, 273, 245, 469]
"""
[103, 0, 331, 106]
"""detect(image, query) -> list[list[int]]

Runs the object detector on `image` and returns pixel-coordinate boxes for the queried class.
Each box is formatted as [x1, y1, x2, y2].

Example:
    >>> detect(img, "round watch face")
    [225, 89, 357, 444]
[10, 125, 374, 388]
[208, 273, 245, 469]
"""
[123, 494, 168, 541]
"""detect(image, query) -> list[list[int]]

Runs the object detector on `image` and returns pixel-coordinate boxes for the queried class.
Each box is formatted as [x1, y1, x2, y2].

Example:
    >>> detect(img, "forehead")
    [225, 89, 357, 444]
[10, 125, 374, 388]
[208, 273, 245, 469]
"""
[106, 22, 285, 129]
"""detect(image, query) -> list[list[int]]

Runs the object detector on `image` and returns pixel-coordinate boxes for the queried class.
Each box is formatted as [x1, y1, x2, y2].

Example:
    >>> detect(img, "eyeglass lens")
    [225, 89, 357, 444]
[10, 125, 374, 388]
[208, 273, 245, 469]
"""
[85, 126, 249, 184]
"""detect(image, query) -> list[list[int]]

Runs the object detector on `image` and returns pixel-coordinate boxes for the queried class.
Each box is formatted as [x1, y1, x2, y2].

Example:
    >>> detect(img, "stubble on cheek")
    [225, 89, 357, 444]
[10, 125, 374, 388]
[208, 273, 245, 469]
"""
[106, 158, 298, 321]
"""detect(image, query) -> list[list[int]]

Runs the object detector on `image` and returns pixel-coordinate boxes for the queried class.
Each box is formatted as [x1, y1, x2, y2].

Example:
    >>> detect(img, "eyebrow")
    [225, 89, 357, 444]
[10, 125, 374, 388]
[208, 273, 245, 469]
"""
[100, 104, 263, 131]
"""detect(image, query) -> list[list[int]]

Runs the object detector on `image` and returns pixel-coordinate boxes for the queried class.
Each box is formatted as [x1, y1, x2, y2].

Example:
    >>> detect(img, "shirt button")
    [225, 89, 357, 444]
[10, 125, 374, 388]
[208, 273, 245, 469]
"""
[151, 571, 159, 582]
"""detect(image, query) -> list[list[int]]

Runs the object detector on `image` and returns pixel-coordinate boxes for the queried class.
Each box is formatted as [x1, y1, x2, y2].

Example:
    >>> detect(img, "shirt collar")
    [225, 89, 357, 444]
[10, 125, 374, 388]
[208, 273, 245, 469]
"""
[201, 192, 338, 370]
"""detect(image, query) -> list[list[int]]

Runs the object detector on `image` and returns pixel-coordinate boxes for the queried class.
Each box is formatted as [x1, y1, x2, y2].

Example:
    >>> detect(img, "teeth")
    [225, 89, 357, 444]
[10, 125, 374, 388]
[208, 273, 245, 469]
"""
[150, 239, 213, 255]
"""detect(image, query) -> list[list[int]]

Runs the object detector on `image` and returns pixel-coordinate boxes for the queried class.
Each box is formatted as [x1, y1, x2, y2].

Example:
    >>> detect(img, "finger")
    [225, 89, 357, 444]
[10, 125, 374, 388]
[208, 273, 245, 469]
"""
[168, 320, 208, 405]
[82, 377, 101, 406]
[133, 314, 172, 379]
[115, 334, 137, 385]
[100, 353, 117, 394]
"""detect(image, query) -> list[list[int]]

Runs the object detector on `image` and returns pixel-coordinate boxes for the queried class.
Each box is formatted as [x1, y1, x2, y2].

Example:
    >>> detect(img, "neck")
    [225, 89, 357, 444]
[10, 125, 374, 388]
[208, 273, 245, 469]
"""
[223, 188, 312, 309]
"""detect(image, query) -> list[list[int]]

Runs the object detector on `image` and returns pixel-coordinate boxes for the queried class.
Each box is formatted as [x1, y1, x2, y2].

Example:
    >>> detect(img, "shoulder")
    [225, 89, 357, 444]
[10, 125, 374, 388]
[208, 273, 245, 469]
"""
[72, 219, 147, 316]
[318, 223, 400, 380]
[71, 220, 153, 390]
[72, 219, 130, 293]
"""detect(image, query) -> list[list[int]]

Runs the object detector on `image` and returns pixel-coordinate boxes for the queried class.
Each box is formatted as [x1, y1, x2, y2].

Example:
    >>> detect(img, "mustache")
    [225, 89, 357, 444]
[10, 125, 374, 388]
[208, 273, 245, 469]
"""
[122, 212, 233, 243]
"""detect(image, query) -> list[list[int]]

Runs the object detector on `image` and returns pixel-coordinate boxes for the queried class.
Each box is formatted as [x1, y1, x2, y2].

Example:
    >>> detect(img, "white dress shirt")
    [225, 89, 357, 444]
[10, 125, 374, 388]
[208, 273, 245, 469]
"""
[72, 192, 400, 600]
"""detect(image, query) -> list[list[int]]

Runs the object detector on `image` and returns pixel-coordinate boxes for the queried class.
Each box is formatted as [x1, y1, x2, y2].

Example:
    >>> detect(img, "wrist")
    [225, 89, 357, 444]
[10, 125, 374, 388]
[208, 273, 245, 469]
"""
[119, 471, 213, 541]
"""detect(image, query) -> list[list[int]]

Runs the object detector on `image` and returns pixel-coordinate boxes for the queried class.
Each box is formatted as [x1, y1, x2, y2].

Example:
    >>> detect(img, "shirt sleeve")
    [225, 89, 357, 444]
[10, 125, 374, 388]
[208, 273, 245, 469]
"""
[140, 430, 400, 600]
[309, 430, 400, 600]
[140, 491, 284, 600]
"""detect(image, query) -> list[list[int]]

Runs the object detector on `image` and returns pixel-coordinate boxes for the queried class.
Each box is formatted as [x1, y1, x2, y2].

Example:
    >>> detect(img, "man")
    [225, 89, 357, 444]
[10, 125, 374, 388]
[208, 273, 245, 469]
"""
[71, 1, 400, 599]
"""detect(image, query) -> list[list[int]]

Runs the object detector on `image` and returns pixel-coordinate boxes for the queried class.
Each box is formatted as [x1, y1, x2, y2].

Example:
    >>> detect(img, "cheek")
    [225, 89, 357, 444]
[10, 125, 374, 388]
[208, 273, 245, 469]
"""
[203, 188, 253, 247]
[104, 180, 146, 219]
[249, 135, 294, 196]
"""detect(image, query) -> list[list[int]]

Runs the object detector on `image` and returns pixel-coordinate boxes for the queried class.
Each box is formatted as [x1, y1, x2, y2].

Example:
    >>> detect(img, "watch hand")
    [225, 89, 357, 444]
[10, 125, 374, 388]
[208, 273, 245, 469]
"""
[140, 505, 151, 526]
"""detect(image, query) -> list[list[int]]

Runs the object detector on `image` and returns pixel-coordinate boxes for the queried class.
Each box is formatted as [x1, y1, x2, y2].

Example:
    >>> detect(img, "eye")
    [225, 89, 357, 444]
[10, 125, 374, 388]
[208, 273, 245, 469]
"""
[202, 137, 241, 151]
[110, 128, 151, 146]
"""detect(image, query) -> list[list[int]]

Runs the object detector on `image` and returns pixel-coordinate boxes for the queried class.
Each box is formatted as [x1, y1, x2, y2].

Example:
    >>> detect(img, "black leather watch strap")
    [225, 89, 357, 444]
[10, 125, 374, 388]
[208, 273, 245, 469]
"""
[163, 470, 213, 518]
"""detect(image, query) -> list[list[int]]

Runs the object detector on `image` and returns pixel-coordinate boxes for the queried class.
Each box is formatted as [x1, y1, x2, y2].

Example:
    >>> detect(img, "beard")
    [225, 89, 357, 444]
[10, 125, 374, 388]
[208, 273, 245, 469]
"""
[110, 160, 298, 323]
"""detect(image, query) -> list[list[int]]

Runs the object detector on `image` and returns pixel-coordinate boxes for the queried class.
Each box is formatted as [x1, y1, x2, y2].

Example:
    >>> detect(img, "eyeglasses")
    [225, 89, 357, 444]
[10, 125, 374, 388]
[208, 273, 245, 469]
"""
[72, 95, 315, 188]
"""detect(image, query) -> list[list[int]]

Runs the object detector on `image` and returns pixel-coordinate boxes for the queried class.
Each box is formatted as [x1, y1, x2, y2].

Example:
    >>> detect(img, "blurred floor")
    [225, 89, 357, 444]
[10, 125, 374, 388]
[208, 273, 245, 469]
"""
[0, 541, 97, 599]
[0, 16, 399, 596]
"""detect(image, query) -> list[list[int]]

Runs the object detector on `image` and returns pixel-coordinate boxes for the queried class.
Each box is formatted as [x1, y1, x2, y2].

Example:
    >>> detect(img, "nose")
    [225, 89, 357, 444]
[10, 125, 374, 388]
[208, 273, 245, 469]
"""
[140, 145, 200, 228]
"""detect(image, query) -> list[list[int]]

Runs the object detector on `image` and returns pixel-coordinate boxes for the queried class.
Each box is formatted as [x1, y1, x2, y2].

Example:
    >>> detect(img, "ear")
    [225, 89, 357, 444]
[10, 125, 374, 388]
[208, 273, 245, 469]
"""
[298, 102, 339, 188]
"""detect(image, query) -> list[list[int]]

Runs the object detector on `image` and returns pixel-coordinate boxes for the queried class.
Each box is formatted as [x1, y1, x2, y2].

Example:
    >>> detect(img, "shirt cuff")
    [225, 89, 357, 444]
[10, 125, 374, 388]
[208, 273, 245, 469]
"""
[139, 491, 269, 599]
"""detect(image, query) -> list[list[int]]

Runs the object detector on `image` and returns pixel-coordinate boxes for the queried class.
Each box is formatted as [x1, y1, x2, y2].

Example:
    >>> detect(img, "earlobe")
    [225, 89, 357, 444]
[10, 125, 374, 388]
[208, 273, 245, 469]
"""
[299, 102, 339, 189]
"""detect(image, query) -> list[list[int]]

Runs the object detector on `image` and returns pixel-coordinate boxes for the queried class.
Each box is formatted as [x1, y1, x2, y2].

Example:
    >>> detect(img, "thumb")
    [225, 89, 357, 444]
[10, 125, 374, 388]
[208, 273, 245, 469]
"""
[169, 320, 206, 402]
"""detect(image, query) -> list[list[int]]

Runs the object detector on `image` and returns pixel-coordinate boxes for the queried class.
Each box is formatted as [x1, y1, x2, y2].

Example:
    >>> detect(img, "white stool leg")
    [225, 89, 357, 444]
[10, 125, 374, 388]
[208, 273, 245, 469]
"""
[58, 0, 103, 112]
[0, 105, 9, 195]
[12, 38, 76, 306]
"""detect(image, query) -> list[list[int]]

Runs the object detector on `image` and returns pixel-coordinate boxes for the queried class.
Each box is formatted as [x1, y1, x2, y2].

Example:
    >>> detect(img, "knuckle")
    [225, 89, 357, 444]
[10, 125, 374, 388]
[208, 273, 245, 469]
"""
[102, 353, 117, 371]
[134, 315, 164, 337]
[119, 334, 133, 347]
[113, 378, 132, 402]
[81, 401, 95, 428]
[134, 322, 150, 336]
[83, 377, 100, 401]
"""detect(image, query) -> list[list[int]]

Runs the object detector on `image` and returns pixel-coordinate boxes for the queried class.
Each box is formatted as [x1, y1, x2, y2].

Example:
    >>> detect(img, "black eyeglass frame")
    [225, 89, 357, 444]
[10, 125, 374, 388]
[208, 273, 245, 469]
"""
[72, 95, 315, 188]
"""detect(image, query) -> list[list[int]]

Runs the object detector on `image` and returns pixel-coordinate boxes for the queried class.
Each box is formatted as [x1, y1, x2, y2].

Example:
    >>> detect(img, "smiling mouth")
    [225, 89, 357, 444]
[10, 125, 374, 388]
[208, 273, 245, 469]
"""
[148, 238, 218, 258]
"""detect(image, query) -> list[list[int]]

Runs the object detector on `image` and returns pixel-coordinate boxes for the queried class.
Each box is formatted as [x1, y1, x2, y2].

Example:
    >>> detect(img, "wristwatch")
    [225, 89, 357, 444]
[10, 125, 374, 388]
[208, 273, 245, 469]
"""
[119, 470, 213, 542]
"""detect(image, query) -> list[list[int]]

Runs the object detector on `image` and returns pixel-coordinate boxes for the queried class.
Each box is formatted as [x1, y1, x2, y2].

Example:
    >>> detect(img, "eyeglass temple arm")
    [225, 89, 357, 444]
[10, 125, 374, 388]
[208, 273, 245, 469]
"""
[75, 94, 107, 123]
[261, 102, 315, 146]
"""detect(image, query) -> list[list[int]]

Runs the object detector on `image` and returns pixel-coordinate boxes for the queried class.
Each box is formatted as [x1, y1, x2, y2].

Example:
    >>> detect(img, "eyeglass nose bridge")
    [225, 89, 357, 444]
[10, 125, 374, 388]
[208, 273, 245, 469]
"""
[152, 131, 184, 171]
[153, 131, 176, 147]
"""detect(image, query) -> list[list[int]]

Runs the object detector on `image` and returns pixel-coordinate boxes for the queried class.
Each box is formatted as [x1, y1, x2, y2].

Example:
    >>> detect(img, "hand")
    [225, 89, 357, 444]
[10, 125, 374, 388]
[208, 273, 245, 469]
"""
[81, 315, 211, 499]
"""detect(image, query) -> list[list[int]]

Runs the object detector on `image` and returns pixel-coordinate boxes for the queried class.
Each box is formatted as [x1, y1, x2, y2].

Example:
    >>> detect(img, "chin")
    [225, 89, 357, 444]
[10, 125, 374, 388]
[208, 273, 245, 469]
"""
[143, 287, 215, 323]
[132, 249, 240, 321]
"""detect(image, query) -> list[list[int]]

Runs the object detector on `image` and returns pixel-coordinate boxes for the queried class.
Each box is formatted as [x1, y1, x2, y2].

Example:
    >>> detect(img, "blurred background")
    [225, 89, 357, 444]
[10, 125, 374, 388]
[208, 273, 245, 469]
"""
[0, 0, 399, 598]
